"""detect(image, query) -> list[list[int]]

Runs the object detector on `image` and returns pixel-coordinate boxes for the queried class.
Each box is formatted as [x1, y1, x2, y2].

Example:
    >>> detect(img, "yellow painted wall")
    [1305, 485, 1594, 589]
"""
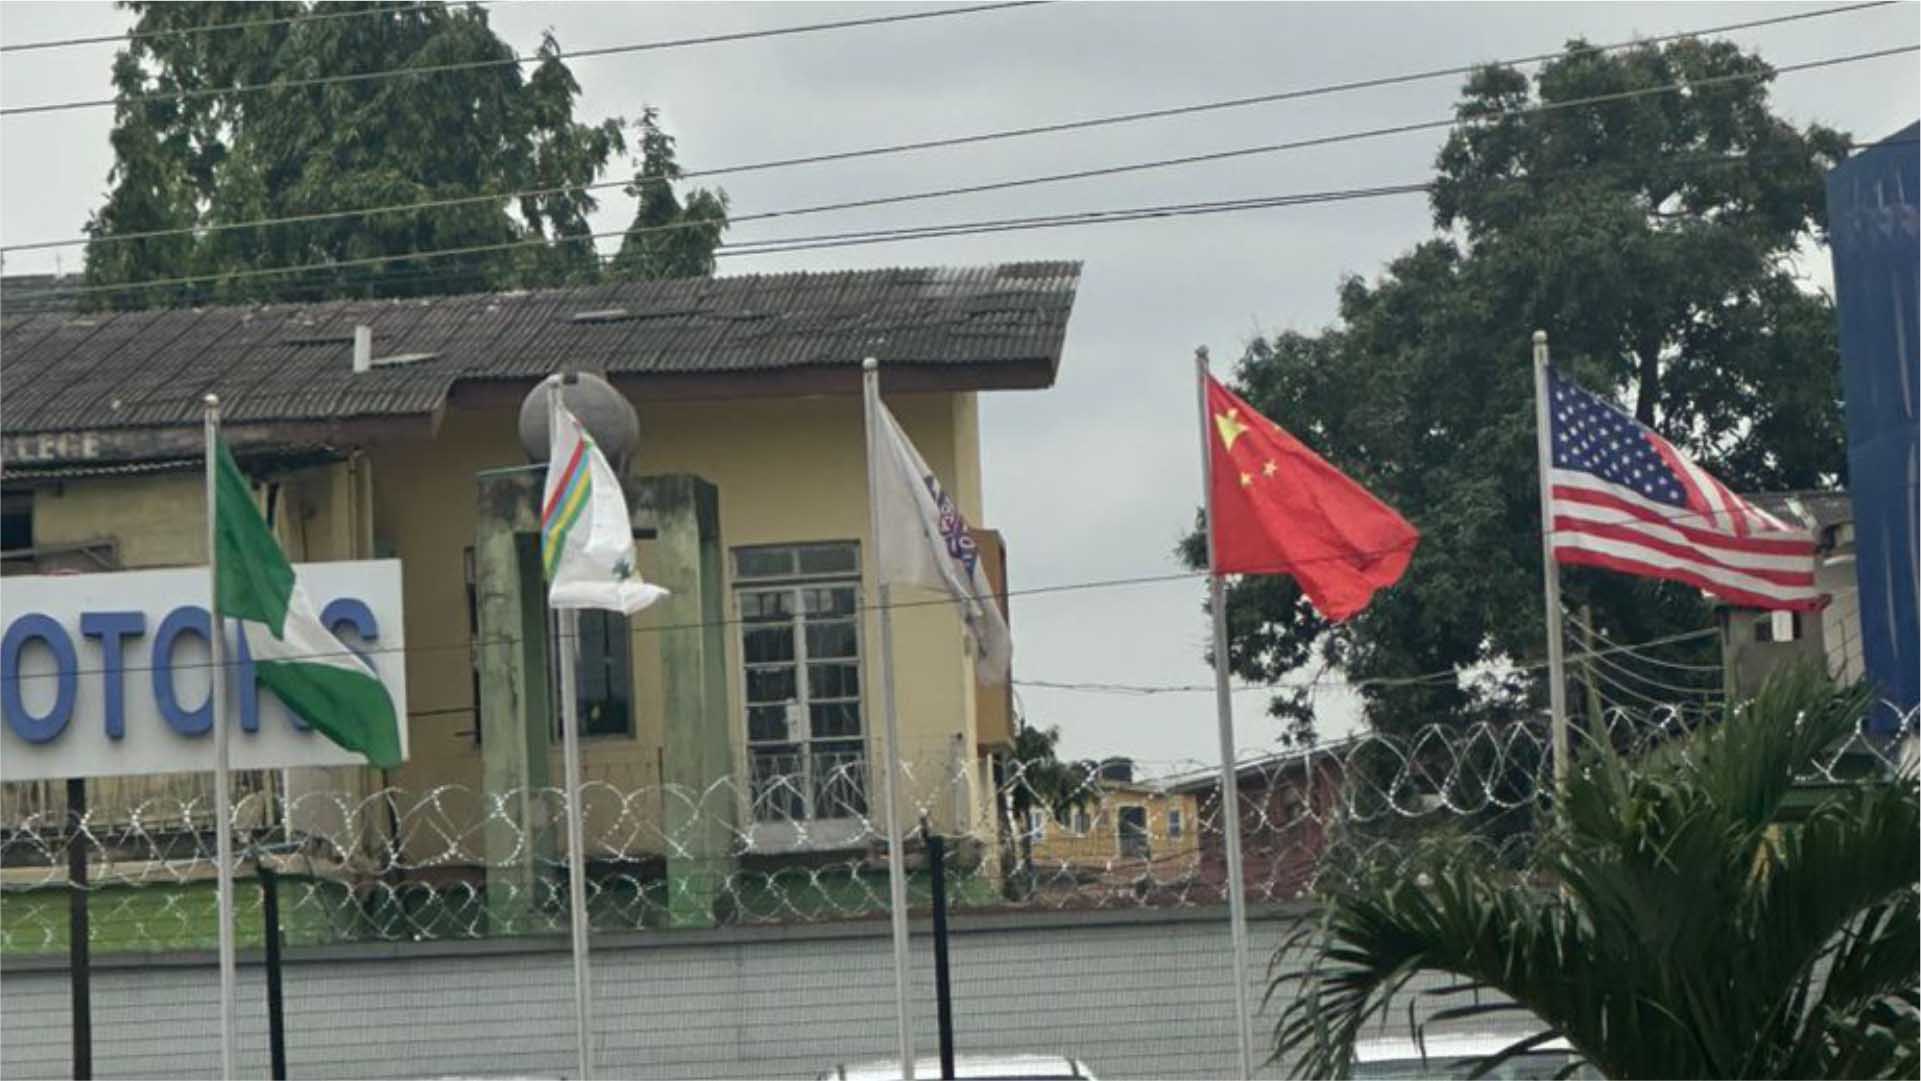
[18, 389, 994, 849]
[31, 471, 209, 568]
[361, 389, 990, 847]
[18, 457, 374, 822]
[1026, 785, 1201, 876]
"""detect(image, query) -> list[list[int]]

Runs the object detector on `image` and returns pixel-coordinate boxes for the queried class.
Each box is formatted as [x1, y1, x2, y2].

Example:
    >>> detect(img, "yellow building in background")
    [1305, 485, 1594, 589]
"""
[1, 266, 1080, 877]
[1023, 772, 1202, 883]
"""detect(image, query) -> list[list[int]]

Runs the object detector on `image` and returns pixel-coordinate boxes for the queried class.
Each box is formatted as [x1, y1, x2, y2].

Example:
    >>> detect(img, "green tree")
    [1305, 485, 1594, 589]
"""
[1272, 673, 1919, 1079]
[998, 724, 1099, 898]
[82, 2, 722, 309]
[610, 107, 729, 281]
[1181, 38, 1851, 741]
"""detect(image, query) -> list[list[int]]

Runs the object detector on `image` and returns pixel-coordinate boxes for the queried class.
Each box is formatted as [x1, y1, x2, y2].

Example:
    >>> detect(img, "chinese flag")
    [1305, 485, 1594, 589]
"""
[1205, 374, 1419, 621]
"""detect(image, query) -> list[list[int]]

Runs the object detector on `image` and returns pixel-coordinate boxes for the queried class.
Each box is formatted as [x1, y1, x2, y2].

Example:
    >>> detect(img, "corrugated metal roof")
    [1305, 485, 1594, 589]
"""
[1, 263, 1081, 445]
[0, 445, 344, 483]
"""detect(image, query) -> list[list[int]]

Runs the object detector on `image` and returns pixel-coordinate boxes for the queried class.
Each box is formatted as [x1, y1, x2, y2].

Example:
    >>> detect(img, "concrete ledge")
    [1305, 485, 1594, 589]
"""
[0, 901, 1316, 974]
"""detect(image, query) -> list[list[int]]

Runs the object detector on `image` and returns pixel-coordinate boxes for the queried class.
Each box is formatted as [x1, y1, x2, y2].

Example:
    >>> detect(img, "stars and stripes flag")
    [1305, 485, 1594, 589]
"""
[1545, 367, 1820, 610]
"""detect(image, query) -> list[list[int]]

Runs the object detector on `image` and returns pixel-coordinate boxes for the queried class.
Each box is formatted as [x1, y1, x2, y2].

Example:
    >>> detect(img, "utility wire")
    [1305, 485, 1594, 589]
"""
[12, 46, 1912, 302]
[0, 2, 1049, 116]
[1011, 628, 1724, 697]
[0, 1, 495, 54]
[4, 1, 1893, 254]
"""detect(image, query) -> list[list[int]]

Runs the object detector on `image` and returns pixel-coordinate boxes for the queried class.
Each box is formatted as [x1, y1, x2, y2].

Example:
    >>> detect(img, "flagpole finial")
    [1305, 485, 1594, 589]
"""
[1532, 329, 1548, 346]
[1195, 345, 1210, 362]
[862, 356, 878, 372]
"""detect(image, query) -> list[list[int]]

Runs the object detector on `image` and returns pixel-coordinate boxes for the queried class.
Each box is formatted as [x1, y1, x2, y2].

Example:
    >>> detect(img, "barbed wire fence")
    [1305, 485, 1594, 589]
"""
[3, 704, 1913, 956]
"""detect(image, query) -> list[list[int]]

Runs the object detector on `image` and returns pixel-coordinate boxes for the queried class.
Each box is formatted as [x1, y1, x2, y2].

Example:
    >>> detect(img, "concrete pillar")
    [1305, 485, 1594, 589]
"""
[474, 466, 555, 933]
[472, 466, 737, 932]
[637, 475, 736, 928]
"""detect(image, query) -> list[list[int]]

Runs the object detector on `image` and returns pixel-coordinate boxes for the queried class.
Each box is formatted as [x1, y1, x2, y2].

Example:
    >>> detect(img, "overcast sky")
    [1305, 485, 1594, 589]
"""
[2, 2, 1915, 769]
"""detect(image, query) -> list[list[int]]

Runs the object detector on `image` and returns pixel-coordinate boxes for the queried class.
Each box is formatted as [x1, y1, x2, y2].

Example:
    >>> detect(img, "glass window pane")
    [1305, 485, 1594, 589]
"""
[803, 586, 856, 618]
[749, 745, 805, 822]
[809, 701, 862, 739]
[747, 706, 790, 743]
[807, 663, 860, 701]
[745, 667, 797, 704]
[743, 625, 795, 664]
[735, 548, 795, 580]
[796, 543, 858, 576]
[564, 610, 632, 739]
[740, 590, 794, 623]
[804, 621, 857, 659]
[812, 745, 867, 819]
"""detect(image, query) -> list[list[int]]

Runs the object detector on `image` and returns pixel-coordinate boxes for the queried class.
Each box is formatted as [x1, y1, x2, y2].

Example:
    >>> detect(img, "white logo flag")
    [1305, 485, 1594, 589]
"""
[540, 397, 669, 614]
[872, 400, 1012, 684]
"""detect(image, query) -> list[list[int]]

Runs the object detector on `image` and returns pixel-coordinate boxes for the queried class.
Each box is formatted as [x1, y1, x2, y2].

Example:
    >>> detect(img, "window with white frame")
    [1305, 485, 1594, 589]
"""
[735, 542, 865, 823]
[1025, 808, 1047, 841]
[1117, 805, 1150, 859]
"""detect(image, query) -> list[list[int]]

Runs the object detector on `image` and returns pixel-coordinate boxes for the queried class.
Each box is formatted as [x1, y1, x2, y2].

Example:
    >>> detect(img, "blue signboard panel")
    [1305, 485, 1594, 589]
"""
[1826, 123, 1919, 735]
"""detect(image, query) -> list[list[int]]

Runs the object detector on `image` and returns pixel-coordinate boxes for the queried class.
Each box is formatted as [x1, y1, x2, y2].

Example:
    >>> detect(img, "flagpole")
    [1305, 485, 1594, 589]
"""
[1194, 347, 1258, 1081]
[548, 379, 597, 1081]
[861, 356, 918, 1081]
[203, 394, 239, 1081]
[1530, 331, 1572, 803]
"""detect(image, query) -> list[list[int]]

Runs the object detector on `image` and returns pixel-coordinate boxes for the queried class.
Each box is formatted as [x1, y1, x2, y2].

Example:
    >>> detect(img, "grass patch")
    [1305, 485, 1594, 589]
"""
[2, 864, 1008, 955]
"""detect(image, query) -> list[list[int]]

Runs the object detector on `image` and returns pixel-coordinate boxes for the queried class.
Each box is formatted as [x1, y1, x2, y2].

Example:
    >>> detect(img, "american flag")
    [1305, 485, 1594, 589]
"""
[1545, 368, 1821, 610]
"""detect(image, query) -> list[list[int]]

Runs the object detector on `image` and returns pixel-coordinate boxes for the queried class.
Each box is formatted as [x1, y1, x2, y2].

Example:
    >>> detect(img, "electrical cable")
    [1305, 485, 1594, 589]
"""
[12, 43, 1914, 303]
[3, 0, 1891, 254]
[0, 2, 1050, 116]
[0, 1, 498, 53]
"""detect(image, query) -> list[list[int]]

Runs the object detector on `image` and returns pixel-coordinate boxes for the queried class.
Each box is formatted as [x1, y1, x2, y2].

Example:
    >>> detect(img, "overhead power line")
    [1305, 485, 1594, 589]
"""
[1013, 628, 1724, 697]
[15, 44, 1914, 303]
[0, 1, 1049, 117]
[2, 0, 1892, 254]
[6, 144, 1905, 312]
[0, 1, 495, 54]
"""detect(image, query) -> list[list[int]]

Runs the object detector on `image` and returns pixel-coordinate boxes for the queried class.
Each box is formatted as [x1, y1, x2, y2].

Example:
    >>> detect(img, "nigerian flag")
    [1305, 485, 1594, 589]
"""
[213, 442, 402, 767]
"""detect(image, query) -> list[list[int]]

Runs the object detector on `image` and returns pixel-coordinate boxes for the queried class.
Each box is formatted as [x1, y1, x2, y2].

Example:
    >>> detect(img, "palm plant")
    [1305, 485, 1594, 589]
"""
[1273, 671, 1919, 1079]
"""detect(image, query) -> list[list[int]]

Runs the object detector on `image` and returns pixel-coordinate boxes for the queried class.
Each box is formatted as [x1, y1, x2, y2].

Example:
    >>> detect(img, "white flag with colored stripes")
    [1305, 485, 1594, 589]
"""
[540, 399, 669, 614]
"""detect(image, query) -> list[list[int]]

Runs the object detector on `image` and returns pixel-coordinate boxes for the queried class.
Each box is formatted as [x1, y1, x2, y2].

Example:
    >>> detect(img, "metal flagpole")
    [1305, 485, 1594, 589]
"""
[203, 394, 239, 1081]
[1530, 331, 1572, 802]
[549, 382, 597, 1081]
[861, 356, 918, 1081]
[1194, 347, 1258, 1080]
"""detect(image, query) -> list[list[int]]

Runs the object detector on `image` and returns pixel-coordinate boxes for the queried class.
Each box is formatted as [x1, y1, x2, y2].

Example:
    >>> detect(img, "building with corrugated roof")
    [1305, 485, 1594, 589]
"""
[0, 264, 1081, 889]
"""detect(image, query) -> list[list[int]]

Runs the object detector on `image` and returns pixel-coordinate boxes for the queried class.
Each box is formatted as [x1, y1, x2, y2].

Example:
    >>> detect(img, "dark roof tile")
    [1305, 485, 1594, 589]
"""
[2, 262, 1080, 442]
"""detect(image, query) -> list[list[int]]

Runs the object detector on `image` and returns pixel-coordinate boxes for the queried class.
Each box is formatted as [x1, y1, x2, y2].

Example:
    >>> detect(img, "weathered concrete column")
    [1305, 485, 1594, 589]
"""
[636, 475, 736, 928]
[474, 465, 555, 933]
[474, 466, 736, 932]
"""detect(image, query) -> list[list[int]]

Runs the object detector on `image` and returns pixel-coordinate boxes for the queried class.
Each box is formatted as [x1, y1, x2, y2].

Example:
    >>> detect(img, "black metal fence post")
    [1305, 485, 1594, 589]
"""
[66, 777, 92, 1081]
[928, 833, 955, 1081]
[259, 863, 287, 1081]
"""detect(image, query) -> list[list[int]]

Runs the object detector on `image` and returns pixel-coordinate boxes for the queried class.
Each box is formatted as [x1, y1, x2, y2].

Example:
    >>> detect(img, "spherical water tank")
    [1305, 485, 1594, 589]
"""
[518, 371, 640, 466]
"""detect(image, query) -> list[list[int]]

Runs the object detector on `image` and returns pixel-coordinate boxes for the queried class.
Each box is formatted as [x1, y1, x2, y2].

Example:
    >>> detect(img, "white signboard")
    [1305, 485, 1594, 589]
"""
[1, 561, 408, 781]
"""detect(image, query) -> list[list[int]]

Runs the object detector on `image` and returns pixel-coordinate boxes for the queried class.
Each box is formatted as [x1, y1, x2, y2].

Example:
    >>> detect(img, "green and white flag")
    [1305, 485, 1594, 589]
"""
[213, 443, 403, 768]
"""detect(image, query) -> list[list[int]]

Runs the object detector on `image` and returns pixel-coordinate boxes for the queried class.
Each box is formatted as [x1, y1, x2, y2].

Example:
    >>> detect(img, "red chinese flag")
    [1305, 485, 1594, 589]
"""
[1205, 375, 1419, 621]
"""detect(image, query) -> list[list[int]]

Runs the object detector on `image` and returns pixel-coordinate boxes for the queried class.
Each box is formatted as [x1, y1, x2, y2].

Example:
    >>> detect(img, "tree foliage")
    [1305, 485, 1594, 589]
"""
[1271, 672, 1919, 1079]
[1182, 39, 1851, 741]
[82, 1, 726, 309]
[1000, 724, 1101, 897]
[610, 108, 729, 281]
